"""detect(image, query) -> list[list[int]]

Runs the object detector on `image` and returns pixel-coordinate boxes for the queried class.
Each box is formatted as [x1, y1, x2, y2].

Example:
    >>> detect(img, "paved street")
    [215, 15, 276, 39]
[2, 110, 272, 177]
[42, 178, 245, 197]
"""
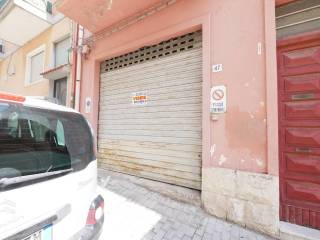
[98, 173, 275, 240]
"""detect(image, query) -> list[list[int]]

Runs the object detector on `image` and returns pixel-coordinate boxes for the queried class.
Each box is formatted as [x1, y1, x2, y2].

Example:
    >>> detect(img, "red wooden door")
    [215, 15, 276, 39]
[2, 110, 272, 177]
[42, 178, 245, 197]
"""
[278, 32, 320, 229]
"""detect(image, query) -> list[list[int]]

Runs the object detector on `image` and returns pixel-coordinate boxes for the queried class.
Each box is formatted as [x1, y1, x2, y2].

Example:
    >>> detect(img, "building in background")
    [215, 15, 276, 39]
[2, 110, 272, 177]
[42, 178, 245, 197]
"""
[0, 0, 74, 106]
[56, 0, 320, 239]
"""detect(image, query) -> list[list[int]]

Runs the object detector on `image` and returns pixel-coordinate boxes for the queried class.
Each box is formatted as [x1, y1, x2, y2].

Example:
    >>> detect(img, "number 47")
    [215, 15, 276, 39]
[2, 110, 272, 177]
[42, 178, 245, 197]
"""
[212, 64, 223, 73]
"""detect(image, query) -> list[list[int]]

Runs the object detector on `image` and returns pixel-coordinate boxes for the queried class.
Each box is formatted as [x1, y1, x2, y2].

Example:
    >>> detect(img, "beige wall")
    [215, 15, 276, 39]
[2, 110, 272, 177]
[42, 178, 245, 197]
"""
[0, 17, 71, 99]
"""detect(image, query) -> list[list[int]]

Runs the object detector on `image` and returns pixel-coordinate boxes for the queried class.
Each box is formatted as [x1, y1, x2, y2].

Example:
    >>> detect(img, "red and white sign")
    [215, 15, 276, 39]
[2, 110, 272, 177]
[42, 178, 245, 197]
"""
[132, 92, 147, 105]
[210, 85, 226, 114]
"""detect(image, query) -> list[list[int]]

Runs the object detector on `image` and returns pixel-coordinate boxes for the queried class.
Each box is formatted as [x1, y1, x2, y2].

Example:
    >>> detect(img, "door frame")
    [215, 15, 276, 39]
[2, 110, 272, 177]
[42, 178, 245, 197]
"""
[277, 30, 320, 228]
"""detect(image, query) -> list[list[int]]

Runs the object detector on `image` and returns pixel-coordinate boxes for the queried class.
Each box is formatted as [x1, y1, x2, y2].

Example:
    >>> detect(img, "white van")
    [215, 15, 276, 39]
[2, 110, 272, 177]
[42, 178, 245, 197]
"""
[0, 92, 104, 240]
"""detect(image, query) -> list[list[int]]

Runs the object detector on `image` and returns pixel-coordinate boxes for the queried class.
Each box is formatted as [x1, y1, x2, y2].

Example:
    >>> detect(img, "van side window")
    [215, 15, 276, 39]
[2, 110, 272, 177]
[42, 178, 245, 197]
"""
[0, 102, 94, 180]
[56, 120, 65, 146]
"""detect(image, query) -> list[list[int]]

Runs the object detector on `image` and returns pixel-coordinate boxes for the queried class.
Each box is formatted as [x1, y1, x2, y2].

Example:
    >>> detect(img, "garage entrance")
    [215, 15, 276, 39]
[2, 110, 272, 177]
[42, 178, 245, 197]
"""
[98, 31, 202, 190]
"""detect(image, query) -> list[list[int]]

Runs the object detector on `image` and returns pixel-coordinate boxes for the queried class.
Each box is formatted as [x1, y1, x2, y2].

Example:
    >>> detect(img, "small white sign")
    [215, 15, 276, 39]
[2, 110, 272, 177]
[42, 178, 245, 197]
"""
[132, 91, 147, 105]
[257, 42, 262, 55]
[210, 85, 227, 114]
[212, 64, 223, 73]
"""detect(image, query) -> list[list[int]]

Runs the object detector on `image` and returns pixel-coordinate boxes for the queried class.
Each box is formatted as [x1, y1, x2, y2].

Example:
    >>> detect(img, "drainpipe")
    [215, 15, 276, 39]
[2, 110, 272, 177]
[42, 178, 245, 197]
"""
[71, 22, 79, 109]
[74, 25, 83, 112]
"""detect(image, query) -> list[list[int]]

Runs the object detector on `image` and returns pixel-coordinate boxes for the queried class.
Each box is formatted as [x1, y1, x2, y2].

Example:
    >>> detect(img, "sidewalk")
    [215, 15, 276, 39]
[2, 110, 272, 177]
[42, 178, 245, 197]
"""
[98, 171, 275, 240]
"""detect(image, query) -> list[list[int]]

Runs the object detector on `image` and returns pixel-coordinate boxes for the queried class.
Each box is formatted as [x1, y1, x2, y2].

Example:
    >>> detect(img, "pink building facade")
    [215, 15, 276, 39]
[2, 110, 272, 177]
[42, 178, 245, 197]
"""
[56, 0, 320, 239]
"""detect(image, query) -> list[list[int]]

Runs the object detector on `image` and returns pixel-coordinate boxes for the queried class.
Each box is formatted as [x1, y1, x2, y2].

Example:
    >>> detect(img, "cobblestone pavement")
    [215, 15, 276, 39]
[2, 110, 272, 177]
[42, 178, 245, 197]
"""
[98, 173, 275, 240]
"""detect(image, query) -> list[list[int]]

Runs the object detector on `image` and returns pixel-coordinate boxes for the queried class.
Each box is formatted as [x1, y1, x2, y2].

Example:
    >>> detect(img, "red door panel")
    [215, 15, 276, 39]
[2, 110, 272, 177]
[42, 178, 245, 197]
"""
[279, 45, 320, 77]
[286, 181, 320, 204]
[285, 154, 320, 175]
[280, 205, 320, 229]
[285, 128, 320, 147]
[282, 46, 320, 68]
[285, 101, 320, 120]
[284, 73, 320, 93]
[278, 32, 320, 229]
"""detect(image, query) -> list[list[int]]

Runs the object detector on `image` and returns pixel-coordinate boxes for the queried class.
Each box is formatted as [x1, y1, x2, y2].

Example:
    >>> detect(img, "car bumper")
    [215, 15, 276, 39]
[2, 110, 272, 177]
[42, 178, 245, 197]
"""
[77, 217, 104, 240]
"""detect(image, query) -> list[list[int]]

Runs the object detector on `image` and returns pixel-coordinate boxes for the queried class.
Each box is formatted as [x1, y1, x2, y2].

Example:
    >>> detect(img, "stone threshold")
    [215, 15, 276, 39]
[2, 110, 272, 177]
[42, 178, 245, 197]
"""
[280, 221, 320, 240]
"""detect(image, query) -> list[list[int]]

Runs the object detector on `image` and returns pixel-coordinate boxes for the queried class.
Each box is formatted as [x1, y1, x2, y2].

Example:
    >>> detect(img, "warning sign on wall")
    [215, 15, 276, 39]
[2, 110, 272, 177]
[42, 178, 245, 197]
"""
[210, 85, 226, 114]
[132, 92, 147, 105]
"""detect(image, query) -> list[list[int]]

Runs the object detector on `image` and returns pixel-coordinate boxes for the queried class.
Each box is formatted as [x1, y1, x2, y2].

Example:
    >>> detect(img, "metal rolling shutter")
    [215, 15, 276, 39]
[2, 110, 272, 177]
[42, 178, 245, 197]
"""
[98, 31, 202, 189]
